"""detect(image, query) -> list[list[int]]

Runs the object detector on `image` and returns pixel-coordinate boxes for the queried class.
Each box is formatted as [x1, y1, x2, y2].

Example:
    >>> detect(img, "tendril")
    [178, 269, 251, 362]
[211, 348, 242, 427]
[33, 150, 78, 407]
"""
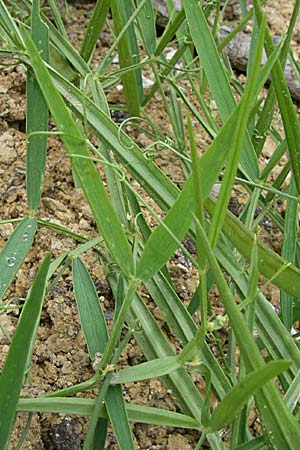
[118, 116, 157, 150]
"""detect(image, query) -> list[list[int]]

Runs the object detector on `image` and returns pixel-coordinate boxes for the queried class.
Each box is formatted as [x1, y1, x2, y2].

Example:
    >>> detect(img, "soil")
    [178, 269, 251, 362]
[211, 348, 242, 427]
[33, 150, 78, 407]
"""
[0, 1, 298, 449]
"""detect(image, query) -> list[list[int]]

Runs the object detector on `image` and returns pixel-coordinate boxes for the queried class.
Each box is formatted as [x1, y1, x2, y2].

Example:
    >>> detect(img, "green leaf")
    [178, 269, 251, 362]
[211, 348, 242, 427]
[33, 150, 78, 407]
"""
[80, 0, 111, 62]
[93, 417, 108, 450]
[233, 436, 268, 450]
[51, 67, 179, 210]
[143, 272, 231, 399]
[182, 0, 259, 180]
[88, 76, 128, 225]
[194, 218, 300, 449]
[247, 235, 259, 307]
[0, 0, 23, 48]
[46, 0, 68, 39]
[136, 0, 156, 56]
[72, 257, 108, 358]
[48, 58, 300, 296]
[45, 15, 89, 78]
[136, 36, 281, 281]
[284, 368, 300, 412]
[216, 241, 300, 385]
[154, 8, 185, 56]
[0, 253, 50, 450]
[205, 197, 300, 298]
[111, 356, 180, 384]
[47, 51, 300, 297]
[21, 25, 134, 278]
[208, 15, 266, 249]
[125, 403, 200, 429]
[0, 217, 37, 301]
[17, 397, 200, 429]
[208, 360, 292, 432]
[106, 386, 134, 450]
[280, 177, 298, 330]
[252, 0, 300, 193]
[111, 0, 143, 115]
[26, 0, 49, 211]
[124, 291, 203, 424]
[136, 172, 194, 281]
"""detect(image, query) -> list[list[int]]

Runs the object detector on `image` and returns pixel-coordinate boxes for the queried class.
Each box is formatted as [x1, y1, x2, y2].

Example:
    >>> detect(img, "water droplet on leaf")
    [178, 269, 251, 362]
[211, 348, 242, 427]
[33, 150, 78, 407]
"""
[6, 256, 16, 267]
[22, 232, 29, 241]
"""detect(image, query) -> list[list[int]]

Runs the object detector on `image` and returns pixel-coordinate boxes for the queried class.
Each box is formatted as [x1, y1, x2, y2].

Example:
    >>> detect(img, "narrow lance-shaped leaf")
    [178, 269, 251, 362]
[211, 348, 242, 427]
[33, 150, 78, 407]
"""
[72, 257, 108, 358]
[0, 217, 37, 301]
[136, 0, 156, 56]
[280, 177, 298, 330]
[216, 240, 300, 382]
[17, 397, 200, 429]
[80, 0, 111, 62]
[47, 61, 300, 294]
[208, 360, 292, 432]
[252, 0, 300, 193]
[194, 218, 300, 449]
[50, 67, 179, 210]
[205, 196, 300, 298]
[183, 0, 259, 180]
[136, 38, 280, 282]
[124, 291, 203, 423]
[88, 76, 127, 225]
[0, 0, 24, 48]
[47, 0, 68, 38]
[44, 15, 89, 77]
[284, 369, 300, 413]
[21, 26, 134, 278]
[209, 15, 266, 249]
[0, 253, 51, 450]
[111, 0, 143, 115]
[154, 8, 185, 57]
[106, 386, 135, 450]
[253, 0, 299, 156]
[247, 235, 259, 305]
[26, 0, 49, 211]
[93, 418, 107, 450]
[111, 356, 180, 384]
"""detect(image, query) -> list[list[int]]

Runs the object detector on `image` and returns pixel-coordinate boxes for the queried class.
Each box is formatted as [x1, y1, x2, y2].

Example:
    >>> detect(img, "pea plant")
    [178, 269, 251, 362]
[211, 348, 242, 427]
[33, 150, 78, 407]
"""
[0, 0, 300, 448]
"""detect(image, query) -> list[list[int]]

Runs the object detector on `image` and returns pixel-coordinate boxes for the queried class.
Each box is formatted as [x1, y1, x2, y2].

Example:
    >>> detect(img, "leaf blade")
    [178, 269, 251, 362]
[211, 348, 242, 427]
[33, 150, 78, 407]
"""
[0, 217, 37, 301]
[21, 25, 134, 278]
[209, 360, 292, 432]
[0, 253, 50, 449]
[26, 0, 49, 211]
[111, 356, 180, 384]
[72, 257, 108, 358]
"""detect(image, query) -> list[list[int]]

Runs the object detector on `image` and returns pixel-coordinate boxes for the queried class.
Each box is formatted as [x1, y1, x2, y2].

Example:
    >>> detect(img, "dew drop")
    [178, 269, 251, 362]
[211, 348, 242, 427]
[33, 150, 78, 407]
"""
[27, 223, 33, 229]
[22, 232, 29, 242]
[6, 256, 16, 267]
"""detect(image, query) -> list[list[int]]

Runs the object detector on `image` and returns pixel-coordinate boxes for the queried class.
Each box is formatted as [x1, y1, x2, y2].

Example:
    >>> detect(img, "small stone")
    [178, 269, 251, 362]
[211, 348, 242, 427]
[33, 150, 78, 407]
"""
[0, 131, 17, 164]
[50, 417, 81, 450]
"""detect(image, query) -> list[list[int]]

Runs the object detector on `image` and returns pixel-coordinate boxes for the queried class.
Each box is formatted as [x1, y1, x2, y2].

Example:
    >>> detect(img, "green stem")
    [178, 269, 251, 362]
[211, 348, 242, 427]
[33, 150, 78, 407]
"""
[97, 280, 139, 371]
[45, 376, 98, 398]
[83, 373, 113, 450]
